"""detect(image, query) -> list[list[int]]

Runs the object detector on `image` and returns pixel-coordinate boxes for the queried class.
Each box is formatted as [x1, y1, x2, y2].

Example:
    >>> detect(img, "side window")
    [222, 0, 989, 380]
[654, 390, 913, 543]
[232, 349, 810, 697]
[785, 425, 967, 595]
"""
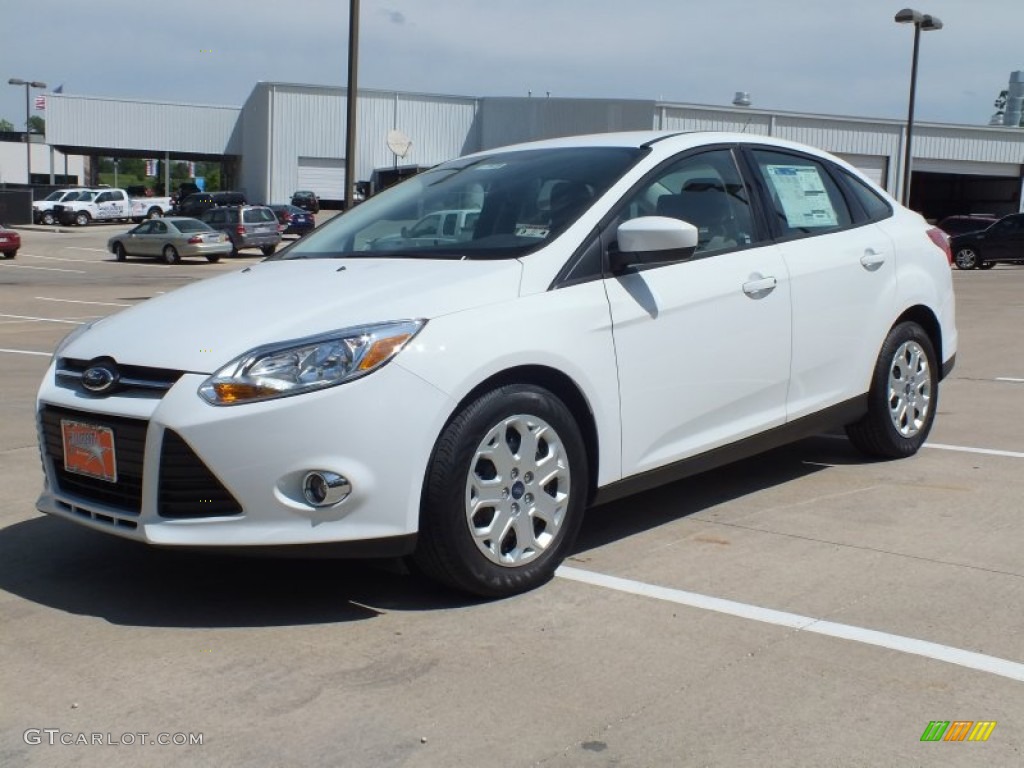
[95, 192, 111, 203]
[152, 221, 167, 234]
[134, 222, 154, 235]
[751, 149, 852, 237]
[112, 191, 125, 202]
[837, 168, 893, 223]
[613, 148, 757, 256]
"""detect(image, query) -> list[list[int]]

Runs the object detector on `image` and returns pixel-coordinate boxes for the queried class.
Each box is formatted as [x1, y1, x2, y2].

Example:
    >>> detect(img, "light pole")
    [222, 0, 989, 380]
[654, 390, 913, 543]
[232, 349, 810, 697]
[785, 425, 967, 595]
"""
[7, 78, 47, 184]
[894, 9, 942, 207]
[344, 0, 360, 210]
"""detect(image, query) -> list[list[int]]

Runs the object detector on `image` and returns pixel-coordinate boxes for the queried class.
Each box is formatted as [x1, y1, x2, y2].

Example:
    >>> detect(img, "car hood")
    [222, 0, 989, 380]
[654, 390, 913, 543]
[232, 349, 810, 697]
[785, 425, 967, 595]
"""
[61, 257, 523, 372]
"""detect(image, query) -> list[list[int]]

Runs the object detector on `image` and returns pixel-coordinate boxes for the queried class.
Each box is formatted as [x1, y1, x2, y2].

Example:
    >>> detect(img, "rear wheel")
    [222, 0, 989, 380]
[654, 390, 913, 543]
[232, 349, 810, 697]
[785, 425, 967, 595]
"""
[2, 250, 15, 259]
[113, 243, 127, 262]
[414, 384, 588, 597]
[846, 321, 938, 459]
[162, 245, 180, 264]
[953, 247, 979, 270]
[206, 253, 221, 263]
[74, 211, 91, 227]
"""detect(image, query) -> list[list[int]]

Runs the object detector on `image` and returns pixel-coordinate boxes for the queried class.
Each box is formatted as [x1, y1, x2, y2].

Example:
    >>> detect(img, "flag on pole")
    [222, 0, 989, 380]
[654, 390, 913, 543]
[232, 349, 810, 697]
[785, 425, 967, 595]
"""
[34, 95, 45, 111]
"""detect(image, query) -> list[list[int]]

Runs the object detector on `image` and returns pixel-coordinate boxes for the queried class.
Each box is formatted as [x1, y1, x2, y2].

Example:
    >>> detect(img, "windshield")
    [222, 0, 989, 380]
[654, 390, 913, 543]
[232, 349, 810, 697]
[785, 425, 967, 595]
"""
[277, 146, 645, 261]
[43, 191, 65, 202]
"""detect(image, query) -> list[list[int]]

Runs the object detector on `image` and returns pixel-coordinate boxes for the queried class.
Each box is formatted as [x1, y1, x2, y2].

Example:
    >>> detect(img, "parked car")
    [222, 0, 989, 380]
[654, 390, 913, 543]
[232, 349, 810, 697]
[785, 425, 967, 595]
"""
[0, 224, 20, 258]
[290, 190, 320, 213]
[33, 188, 95, 225]
[366, 208, 480, 250]
[34, 131, 957, 598]
[199, 205, 281, 255]
[54, 187, 174, 226]
[949, 213, 1024, 270]
[269, 204, 316, 237]
[107, 217, 233, 264]
[176, 191, 246, 218]
[936, 214, 998, 238]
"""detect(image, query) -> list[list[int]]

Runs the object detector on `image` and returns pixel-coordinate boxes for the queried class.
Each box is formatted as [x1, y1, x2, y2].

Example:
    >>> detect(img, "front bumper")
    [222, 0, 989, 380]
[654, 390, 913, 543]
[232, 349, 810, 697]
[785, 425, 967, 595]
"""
[36, 360, 452, 551]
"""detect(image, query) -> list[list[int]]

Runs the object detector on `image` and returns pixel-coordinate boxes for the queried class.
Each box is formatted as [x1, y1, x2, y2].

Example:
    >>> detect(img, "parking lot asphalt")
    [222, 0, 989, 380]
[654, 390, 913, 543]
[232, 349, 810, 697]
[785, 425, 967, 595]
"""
[1, 222, 1021, 767]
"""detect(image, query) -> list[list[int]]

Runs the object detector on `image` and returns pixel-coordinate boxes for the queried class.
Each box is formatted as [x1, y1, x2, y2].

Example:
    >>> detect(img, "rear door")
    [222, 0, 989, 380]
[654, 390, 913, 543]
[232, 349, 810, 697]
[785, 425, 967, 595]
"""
[742, 147, 897, 420]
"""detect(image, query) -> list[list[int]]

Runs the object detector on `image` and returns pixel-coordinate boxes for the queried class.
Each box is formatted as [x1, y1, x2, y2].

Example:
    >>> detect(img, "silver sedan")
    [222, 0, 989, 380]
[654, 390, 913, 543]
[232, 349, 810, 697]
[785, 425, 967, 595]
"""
[107, 217, 233, 264]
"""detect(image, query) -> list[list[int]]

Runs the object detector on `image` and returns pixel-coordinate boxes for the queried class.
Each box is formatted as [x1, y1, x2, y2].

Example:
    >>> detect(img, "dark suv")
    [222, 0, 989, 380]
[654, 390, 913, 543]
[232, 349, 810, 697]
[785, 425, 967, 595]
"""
[949, 213, 1024, 270]
[200, 205, 282, 256]
[290, 190, 320, 213]
[177, 191, 247, 218]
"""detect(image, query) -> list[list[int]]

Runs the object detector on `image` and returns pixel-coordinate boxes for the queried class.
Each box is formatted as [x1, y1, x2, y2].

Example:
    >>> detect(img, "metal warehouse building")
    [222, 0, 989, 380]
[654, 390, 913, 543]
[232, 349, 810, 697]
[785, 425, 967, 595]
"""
[36, 81, 1024, 220]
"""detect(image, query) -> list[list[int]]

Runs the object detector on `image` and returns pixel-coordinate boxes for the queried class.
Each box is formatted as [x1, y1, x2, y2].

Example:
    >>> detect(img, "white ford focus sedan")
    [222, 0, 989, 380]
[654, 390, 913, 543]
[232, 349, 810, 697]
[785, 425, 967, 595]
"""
[36, 132, 957, 597]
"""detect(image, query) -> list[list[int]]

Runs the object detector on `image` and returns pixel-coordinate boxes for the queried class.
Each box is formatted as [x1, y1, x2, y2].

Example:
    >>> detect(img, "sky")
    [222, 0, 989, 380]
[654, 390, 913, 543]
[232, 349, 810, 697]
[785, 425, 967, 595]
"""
[3, 0, 1022, 131]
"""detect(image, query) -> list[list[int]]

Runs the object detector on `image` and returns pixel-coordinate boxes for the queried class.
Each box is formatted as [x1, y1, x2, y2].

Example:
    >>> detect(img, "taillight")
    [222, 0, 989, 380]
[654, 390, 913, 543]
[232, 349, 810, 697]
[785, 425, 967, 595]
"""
[926, 227, 952, 266]
[187, 235, 203, 244]
[236, 224, 245, 235]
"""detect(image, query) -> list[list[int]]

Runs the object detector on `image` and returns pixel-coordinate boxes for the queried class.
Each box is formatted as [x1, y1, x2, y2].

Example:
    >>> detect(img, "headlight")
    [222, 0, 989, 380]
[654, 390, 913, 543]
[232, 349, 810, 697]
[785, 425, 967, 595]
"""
[198, 320, 425, 406]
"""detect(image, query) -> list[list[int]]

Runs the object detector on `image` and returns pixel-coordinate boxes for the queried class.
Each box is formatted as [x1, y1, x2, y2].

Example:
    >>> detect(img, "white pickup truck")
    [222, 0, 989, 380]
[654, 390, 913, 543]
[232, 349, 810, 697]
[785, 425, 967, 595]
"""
[33, 188, 95, 225]
[54, 188, 175, 226]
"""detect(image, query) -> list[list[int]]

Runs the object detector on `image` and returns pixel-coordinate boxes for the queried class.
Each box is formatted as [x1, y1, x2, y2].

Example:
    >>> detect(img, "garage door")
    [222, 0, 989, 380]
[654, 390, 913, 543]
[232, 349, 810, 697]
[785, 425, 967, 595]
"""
[913, 158, 1021, 177]
[836, 153, 889, 189]
[297, 157, 346, 199]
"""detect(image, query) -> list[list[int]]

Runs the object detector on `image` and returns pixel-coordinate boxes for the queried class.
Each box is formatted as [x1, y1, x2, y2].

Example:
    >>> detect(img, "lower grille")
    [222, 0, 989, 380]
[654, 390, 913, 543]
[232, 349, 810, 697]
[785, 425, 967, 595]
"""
[158, 430, 242, 518]
[40, 406, 146, 513]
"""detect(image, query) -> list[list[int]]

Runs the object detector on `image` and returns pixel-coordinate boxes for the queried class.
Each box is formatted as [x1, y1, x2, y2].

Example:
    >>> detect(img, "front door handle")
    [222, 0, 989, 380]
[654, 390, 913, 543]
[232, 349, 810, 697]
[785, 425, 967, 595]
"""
[742, 275, 777, 299]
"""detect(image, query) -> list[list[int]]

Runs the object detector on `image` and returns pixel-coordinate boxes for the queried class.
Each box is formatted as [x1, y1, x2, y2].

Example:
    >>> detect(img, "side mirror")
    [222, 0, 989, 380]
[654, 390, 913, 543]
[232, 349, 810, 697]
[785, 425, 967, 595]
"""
[610, 216, 699, 274]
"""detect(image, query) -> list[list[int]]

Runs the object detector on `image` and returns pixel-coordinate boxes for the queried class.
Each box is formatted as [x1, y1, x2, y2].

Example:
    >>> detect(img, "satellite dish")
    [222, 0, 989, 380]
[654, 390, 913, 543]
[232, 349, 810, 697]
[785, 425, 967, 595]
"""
[732, 91, 752, 107]
[386, 129, 413, 159]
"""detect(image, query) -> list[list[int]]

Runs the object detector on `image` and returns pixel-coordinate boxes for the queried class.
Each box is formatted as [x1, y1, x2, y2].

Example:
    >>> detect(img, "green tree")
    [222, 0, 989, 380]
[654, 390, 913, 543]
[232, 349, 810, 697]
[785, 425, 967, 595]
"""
[27, 115, 45, 134]
[0, 118, 14, 132]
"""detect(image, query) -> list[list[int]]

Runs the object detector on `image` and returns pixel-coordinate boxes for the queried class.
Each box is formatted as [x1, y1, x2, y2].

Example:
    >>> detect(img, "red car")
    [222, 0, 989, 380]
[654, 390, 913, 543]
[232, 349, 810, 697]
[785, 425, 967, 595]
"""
[0, 225, 20, 258]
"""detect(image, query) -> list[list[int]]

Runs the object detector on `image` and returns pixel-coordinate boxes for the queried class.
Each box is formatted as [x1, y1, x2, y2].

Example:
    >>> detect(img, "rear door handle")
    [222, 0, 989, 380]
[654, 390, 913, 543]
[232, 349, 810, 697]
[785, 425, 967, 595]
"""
[861, 248, 886, 271]
[742, 275, 777, 299]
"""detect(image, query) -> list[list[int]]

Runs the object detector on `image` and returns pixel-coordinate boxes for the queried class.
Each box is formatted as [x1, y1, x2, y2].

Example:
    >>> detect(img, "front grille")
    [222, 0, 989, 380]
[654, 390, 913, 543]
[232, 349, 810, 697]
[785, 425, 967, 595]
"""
[40, 406, 147, 513]
[158, 430, 242, 519]
[56, 358, 185, 397]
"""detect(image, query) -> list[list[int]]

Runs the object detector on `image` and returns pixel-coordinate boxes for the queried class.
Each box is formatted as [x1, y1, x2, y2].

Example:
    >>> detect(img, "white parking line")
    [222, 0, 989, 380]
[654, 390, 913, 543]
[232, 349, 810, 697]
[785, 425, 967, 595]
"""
[0, 264, 85, 274]
[66, 247, 109, 253]
[0, 314, 86, 325]
[924, 443, 1024, 459]
[27, 253, 103, 264]
[995, 377, 1024, 383]
[35, 297, 132, 307]
[0, 348, 51, 357]
[556, 566, 1024, 683]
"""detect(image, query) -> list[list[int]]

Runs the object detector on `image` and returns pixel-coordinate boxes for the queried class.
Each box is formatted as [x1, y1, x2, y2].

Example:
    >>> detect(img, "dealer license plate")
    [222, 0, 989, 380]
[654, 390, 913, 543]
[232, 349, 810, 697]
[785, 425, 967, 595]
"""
[61, 420, 118, 483]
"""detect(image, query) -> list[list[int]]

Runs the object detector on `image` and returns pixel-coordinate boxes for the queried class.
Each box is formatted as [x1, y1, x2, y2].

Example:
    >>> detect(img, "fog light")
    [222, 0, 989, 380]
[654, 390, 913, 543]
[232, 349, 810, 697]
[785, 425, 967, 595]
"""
[302, 471, 352, 507]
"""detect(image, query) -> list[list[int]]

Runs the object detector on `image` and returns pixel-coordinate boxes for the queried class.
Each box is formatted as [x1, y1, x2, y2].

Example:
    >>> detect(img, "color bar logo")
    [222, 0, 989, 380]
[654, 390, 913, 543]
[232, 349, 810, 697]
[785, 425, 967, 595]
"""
[920, 721, 996, 742]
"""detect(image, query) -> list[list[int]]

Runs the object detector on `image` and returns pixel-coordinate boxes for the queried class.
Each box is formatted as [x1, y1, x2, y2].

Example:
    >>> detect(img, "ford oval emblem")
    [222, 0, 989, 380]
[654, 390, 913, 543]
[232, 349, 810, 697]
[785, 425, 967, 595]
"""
[81, 363, 119, 395]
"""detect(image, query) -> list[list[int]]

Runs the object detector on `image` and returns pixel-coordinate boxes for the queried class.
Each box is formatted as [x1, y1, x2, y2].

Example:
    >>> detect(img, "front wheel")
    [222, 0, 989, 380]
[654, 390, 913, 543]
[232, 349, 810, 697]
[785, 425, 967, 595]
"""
[74, 212, 90, 227]
[162, 245, 180, 264]
[414, 384, 588, 597]
[113, 243, 127, 262]
[41, 211, 56, 226]
[953, 247, 979, 270]
[147, 208, 163, 219]
[846, 322, 938, 459]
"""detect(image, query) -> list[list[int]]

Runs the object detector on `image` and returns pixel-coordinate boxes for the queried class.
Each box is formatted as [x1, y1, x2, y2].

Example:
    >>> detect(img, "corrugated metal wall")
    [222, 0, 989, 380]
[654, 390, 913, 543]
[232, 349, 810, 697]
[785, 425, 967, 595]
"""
[46, 95, 241, 155]
[479, 98, 656, 149]
[249, 84, 478, 204]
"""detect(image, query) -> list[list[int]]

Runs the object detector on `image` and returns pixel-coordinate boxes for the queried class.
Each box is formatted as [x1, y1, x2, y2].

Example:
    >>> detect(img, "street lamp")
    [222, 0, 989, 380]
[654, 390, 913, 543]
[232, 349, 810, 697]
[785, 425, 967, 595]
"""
[7, 78, 47, 184]
[894, 9, 942, 207]
[344, 0, 360, 210]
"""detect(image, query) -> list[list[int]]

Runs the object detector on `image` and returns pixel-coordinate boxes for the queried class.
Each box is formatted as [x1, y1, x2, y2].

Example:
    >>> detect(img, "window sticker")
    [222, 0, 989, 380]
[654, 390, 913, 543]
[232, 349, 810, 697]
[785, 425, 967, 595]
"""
[765, 164, 838, 228]
[515, 224, 549, 238]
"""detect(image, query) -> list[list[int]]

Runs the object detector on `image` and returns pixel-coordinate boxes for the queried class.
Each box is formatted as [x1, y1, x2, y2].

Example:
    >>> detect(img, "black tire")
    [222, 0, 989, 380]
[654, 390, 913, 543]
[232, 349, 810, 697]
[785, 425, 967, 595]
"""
[113, 243, 127, 262]
[41, 211, 56, 226]
[261, 244, 277, 256]
[74, 211, 90, 227]
[846, 321, 938, 459]
[413, 384, 588, 598]
[979, 261, 996, 270]
[162, 245, 180, 265]
[953, 247, 979, 270]
[2, 251, 15, 259]
[206, 253, 221, 263]
[147, 208, 163, 219]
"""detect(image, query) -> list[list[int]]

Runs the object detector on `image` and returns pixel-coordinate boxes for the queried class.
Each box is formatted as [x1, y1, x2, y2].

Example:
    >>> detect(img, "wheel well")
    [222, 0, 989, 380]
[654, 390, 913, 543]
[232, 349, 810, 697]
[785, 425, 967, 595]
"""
[895, 305, 944, 378]
[443, 365, 600, 502]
